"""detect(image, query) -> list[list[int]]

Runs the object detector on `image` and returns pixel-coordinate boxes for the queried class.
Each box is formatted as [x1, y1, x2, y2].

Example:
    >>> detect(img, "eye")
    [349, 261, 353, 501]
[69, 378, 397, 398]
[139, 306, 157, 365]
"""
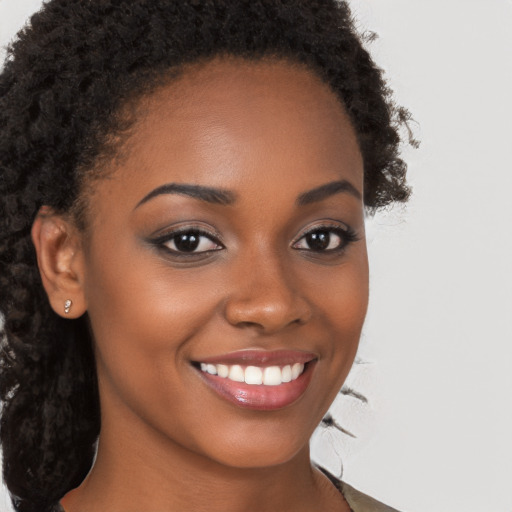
[292, 225, 358, 253]
[156, 229, 223, 255]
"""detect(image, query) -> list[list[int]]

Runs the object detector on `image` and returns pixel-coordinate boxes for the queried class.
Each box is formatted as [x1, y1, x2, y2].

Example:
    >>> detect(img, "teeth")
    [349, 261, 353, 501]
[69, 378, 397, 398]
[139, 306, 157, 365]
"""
[199, 362, 306, 385]
[281, 365, 292, 383]
[263, 366, 282, 386]
[228, 364, 245, 382]
[291, 363, 303, 380]
[245, 366, 262, 385]
[217, 364, 229, 378]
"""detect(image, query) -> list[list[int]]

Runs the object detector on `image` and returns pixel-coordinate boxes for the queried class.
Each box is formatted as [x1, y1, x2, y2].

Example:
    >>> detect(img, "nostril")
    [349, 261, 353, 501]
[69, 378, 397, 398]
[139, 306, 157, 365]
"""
[224, 302, 311, 333]
[236, 321, 264, 330]
[223, 269, 313, 332]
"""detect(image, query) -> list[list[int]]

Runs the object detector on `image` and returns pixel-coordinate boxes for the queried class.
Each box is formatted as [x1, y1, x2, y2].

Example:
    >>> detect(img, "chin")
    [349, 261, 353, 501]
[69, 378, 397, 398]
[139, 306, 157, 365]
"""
[195, 428, 311, 470]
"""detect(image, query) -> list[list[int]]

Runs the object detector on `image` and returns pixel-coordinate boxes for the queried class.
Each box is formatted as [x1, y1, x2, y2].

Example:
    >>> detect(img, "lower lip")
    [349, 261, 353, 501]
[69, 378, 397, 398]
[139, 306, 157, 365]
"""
[196, 361, 316, 411]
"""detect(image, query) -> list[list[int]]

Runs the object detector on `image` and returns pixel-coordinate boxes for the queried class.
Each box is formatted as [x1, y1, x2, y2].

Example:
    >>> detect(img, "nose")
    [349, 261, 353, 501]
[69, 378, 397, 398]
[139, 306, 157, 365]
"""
[223, 252, 312, 334]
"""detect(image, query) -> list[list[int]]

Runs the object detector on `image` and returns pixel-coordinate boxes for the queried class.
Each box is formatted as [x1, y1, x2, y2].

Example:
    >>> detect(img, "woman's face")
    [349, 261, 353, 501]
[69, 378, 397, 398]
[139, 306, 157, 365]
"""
[78, 58, 368, 469]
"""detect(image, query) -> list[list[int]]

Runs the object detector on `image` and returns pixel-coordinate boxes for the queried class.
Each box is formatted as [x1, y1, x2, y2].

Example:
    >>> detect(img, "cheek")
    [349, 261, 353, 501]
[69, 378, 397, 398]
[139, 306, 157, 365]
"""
[304, 245, 369, 336]
[310, 247, 369, 388]
[83, 258, 228, 457]
[82, 241, 222, 412]
[327, 261, 369, 341]
[84, 236, 221, 348]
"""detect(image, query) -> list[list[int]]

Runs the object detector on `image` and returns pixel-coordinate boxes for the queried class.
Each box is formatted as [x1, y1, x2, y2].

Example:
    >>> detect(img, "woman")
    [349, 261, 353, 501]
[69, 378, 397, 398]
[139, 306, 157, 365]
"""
[0, 1, 410, 511]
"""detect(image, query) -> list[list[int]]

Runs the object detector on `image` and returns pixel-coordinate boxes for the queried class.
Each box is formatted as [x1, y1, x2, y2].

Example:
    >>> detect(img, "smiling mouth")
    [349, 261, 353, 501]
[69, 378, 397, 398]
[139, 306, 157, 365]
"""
[199, 362, 306, 386]
[192, 350, 317, 410]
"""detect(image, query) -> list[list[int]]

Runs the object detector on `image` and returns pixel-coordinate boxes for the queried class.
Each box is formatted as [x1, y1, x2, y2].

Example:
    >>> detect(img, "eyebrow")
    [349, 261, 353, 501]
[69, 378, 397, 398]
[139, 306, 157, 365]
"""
[135, 183, 236, 209]
[296, 180, 362, 205]
[135, 178, 361, 210]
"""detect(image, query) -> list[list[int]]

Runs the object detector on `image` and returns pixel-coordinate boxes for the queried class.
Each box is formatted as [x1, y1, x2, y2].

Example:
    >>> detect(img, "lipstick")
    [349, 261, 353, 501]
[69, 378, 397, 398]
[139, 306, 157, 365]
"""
[193, 350, 317, 410]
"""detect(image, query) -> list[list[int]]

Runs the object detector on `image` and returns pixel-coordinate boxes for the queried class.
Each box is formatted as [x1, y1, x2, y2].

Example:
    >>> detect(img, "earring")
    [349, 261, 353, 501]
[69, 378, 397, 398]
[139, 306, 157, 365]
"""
[64, 299, 72, 315]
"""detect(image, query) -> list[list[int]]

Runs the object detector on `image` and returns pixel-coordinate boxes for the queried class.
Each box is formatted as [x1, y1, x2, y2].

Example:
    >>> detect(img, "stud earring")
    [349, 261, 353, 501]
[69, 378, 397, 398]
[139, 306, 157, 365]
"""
[64, 299, 72, 315]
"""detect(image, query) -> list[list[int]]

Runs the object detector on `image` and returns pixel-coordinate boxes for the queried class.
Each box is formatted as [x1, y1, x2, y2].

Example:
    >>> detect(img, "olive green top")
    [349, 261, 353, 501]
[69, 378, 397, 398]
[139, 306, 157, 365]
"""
[338, 480, 401, 512]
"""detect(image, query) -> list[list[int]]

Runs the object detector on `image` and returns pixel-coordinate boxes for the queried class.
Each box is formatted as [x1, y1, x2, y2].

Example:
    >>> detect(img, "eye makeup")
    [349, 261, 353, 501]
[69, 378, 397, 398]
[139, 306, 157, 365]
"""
[146, 216, 360, 266]
[292, 221, 360, 254]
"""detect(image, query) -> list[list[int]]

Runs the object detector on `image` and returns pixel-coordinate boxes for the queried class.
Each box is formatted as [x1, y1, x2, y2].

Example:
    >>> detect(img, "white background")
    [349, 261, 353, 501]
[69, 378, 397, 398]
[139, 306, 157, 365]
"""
[1, 1, 511, 511]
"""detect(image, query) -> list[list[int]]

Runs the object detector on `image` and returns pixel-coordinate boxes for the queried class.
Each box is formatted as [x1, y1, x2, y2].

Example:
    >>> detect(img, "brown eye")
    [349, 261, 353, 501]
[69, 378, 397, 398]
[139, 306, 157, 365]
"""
[162, 230, 221, 254]
[304, 230, 332, 251]
[293, 225, 358, 253]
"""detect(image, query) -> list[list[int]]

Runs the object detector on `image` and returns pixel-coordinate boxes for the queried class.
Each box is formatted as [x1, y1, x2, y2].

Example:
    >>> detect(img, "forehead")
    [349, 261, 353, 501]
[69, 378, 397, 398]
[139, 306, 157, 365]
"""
[91, 57, 363, 217]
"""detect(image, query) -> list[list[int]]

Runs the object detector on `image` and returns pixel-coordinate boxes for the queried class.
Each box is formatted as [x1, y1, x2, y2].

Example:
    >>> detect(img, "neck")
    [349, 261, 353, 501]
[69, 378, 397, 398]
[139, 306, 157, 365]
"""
[61, 384, 348, 512]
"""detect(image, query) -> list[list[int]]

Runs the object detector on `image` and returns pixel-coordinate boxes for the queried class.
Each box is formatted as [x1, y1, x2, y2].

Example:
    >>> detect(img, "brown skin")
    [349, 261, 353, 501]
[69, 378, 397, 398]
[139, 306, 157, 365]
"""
[32, 58, 368, 512]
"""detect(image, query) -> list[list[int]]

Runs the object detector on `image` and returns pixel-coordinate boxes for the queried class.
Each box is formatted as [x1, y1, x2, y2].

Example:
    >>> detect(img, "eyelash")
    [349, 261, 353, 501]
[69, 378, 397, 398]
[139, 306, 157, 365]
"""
[151, 223, 359, 258]
[292, 223, 359, 254]
[151, 227, 224, 257]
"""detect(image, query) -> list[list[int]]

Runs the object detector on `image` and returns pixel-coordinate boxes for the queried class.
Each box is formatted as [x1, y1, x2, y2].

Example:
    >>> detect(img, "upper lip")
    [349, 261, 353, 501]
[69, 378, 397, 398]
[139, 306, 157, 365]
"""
[194, 349, 317, 367]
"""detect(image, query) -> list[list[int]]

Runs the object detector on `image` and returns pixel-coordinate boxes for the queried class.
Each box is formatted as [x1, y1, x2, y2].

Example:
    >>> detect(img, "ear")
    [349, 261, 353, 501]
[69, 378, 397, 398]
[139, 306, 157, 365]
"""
[31, 206, 87, 319]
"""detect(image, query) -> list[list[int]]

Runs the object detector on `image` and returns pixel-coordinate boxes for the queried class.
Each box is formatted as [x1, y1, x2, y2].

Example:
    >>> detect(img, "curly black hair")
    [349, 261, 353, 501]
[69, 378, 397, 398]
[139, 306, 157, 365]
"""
[0, 1, 411, 511]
